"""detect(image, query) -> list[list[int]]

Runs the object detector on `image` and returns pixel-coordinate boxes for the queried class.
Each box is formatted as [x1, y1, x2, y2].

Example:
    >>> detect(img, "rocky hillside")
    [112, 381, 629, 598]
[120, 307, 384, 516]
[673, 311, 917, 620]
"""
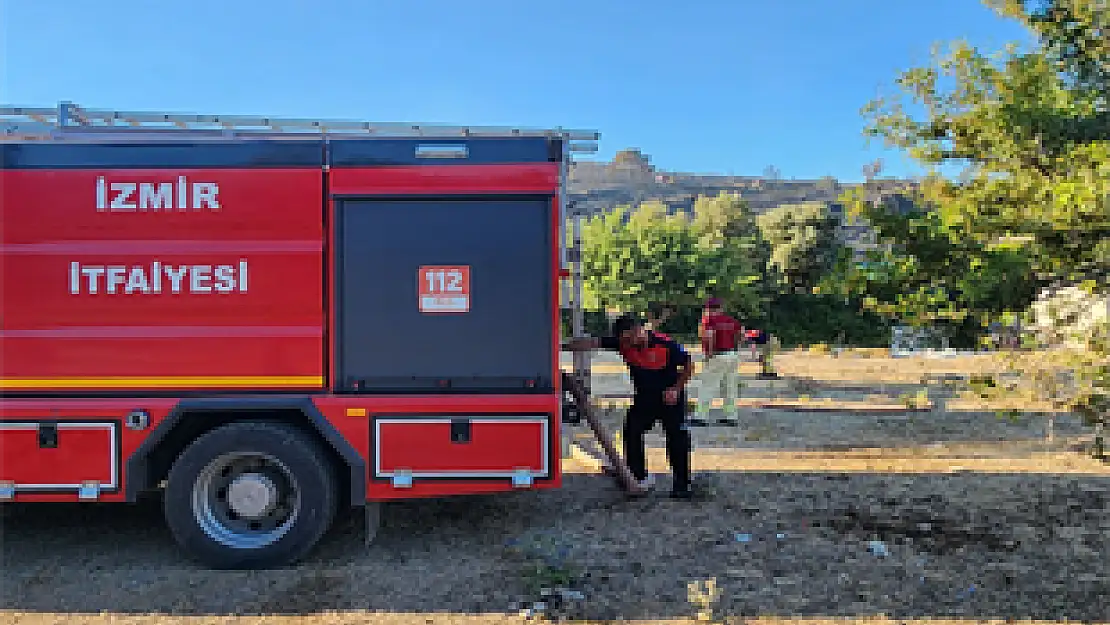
[566, 149, 916, 251]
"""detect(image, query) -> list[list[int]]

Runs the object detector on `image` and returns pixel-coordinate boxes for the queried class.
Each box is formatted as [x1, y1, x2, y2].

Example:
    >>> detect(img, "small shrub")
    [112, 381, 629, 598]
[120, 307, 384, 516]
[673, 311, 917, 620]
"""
[503, 533, 583, 596]
[899, 388, 931, 410]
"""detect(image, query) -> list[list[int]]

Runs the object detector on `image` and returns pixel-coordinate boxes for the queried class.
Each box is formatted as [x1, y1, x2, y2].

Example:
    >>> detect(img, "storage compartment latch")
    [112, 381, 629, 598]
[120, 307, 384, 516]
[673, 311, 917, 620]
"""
[391, 469, 413, 489]
[38, 422, 58, 449]
[450, 418, 471, 444]
[511, 468, 534, 489]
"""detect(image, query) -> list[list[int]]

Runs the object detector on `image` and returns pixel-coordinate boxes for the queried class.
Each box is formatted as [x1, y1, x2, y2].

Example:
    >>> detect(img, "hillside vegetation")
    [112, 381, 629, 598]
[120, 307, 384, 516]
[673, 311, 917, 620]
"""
[566, 150, 915, 251]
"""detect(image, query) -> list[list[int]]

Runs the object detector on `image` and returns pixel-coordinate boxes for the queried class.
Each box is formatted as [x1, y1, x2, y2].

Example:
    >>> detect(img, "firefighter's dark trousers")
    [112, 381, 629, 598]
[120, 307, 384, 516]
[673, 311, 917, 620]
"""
[623, 400, 692, 490]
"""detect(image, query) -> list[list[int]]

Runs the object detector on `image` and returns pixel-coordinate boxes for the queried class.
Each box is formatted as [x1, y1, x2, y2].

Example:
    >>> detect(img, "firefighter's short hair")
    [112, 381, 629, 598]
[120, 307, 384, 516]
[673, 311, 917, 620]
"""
[611, 313, 642, 338]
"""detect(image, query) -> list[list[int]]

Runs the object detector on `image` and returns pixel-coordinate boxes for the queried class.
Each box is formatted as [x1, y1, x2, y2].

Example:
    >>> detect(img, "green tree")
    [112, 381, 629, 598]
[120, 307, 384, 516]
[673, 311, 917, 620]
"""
[756, 201, 842, 293]
[826, 194, 1039, 344]
[578, 197, 767, 338]
[991, 0, 1109, 94]
[689, 192, 772, 304]
[855, 0, 1109, 445]
[859, 1, 1109, 284]
[690, 192, 759, 244]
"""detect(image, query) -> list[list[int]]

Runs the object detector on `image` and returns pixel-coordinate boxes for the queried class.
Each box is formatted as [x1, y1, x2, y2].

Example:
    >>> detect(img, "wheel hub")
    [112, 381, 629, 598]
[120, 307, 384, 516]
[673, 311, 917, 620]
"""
[191, 449, 302, 550]
[225, 473, 278, 519]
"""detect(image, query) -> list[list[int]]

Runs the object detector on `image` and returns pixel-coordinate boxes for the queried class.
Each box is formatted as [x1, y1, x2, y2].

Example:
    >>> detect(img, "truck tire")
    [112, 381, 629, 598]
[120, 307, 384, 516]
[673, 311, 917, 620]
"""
[163, 421, 338, 570]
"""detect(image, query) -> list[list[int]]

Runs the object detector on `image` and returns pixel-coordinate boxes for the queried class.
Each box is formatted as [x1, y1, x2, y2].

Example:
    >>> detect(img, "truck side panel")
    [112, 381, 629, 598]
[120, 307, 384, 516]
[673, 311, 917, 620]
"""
[0, 141, 327, 392]
[0, 397, 181, 501]
[0, 393, 559, 502]
[312, 394, 561, 500]
[320, 138, 565, 498]
[0, 421, 119, 489]
[327, 138, 562, 397]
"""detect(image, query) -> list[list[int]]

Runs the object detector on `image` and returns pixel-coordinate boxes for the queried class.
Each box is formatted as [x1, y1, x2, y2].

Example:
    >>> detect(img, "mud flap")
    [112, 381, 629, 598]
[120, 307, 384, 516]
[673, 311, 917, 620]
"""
[364, 502, 381, 547]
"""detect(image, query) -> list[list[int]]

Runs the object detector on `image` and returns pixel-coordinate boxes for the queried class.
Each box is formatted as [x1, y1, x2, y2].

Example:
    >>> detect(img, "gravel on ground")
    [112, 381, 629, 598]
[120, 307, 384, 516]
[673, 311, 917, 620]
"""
[2, 354, 1108, 624]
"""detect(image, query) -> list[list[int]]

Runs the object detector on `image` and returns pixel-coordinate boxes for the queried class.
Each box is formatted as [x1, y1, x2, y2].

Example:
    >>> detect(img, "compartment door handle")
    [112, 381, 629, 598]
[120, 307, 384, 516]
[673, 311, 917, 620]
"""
[38, 422, 58, 449]
[450, 418, 471, 444]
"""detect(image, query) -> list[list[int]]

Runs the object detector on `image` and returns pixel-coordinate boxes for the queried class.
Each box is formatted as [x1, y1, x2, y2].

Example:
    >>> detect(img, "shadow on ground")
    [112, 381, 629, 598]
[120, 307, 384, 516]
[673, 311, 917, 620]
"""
[581, 406, 1088, 454]
[2, 468, 1107, 622]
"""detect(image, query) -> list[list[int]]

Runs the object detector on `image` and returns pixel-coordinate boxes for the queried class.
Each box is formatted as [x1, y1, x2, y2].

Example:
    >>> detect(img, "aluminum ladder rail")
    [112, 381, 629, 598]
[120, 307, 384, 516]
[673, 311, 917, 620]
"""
[558, 138, 594, 399]
[0, 101, 601, 146]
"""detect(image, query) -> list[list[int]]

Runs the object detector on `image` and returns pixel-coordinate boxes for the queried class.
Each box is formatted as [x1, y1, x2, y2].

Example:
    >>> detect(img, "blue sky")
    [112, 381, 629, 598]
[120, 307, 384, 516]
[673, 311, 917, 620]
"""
[3, 0, 1032, 181]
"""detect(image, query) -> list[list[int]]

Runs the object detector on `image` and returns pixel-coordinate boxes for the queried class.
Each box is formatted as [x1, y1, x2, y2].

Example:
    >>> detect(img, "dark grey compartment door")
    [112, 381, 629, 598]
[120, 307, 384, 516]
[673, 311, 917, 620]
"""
[335, 196, 554, 393]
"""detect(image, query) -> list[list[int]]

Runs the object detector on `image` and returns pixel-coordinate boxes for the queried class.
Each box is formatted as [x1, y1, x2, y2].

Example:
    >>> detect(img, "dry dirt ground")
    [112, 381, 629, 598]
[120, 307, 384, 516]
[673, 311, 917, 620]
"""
[2, 352, 1108, 625]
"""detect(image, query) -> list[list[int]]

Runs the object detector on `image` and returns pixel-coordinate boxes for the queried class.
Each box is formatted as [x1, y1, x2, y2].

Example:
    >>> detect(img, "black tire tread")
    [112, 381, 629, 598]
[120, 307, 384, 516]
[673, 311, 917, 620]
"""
[163, 420, 337, 570]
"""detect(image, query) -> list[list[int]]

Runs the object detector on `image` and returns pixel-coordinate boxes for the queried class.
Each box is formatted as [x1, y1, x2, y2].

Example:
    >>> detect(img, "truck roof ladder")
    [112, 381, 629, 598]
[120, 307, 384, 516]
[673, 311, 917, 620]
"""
[0, 101, 601, 149]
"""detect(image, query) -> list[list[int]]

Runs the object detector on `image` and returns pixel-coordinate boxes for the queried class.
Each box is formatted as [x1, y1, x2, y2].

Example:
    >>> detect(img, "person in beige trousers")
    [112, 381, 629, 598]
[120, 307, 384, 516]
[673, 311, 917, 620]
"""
[694, 298, 744, 425]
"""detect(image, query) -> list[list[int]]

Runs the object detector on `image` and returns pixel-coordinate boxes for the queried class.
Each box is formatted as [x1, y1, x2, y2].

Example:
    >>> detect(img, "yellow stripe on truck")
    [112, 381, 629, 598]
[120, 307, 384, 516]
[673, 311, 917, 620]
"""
[0, 376, 325, 389]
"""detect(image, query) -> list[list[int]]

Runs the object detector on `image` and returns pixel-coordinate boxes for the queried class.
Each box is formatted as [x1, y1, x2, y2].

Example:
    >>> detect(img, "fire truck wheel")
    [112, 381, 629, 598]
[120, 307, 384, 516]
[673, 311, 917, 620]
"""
[163, 421, 337, 570]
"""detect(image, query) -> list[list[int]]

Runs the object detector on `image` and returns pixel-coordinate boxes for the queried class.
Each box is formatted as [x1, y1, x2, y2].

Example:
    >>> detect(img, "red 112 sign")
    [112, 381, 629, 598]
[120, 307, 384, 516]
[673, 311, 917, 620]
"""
[418, 265, 470, 313]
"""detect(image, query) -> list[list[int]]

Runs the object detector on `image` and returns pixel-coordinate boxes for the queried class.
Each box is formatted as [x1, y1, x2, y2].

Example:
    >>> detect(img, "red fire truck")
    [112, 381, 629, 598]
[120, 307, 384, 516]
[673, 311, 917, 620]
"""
[0, 102, 599, 569]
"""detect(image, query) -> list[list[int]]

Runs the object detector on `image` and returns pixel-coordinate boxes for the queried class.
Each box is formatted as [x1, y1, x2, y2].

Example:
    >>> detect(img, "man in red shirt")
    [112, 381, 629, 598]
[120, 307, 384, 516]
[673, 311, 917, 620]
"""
[563, 313, 696, 499]
[696, 298, 743, 425]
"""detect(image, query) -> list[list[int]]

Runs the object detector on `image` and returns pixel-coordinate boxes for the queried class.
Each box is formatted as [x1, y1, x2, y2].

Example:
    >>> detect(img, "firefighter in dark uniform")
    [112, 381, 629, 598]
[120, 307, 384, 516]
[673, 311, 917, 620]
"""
[563, 313, 695, 499]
